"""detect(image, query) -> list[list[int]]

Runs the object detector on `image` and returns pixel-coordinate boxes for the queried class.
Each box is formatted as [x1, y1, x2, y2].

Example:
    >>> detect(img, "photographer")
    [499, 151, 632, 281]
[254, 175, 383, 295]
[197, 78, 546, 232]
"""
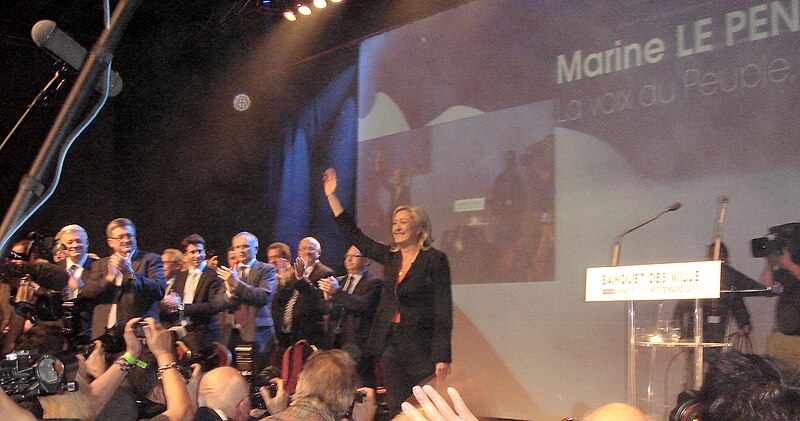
[1, 244, 69, 355]
[259, 349, 376, 421]
[135, 317, 196, 421]
[759, 230, 800, 369]
[4, 317, 142, 420]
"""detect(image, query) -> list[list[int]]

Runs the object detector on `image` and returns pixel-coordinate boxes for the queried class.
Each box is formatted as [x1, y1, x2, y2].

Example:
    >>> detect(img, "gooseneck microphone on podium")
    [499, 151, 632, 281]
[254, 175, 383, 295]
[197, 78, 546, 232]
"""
[610, 202, 682, 266]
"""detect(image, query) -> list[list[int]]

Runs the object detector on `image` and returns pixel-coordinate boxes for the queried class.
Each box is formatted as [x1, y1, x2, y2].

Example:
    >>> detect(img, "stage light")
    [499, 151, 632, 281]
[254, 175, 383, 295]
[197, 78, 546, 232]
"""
[283, 10, 297, 21]
[298, 4, 312, 15]
[233, 94, 251, 111]
[313, 0, 327, 8]
[329, 0, 342, 3]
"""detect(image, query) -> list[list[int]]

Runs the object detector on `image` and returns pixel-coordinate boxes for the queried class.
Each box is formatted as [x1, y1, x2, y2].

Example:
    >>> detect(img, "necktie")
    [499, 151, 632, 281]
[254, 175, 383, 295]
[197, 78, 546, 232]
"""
[234, 266, 248, 327]
[107, 258, 127, 329]
[342, 275, 354, 294]
[63, 265, 79, 300]
[282, 290, 299, 333]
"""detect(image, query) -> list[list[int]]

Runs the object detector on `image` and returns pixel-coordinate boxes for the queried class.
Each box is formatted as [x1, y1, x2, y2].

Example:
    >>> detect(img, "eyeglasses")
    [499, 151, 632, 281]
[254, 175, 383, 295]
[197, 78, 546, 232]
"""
[344, 254, 363, 259]
[109, 233, 135, 241]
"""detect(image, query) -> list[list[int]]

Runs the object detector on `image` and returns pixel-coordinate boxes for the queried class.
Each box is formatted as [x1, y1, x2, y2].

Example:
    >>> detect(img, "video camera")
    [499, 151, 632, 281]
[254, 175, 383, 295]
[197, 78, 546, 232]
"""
[8, 282, 92, 353]
[751, 222, 800, 260]
[0, 349, 79, 403]
[233, 344, 279, 410]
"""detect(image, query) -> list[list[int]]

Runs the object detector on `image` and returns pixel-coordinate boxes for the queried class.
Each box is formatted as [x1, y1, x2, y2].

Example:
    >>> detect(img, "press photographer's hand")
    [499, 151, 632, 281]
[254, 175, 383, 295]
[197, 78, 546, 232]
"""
[261, 377, 288, 415]
[123, 317, 143, 359]
[351, 387, 377, 421]
[142, 317, 173, 359]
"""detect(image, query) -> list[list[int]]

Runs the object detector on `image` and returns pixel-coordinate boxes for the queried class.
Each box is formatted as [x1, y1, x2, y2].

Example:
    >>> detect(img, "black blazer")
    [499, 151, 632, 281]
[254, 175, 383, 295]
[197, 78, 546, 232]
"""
[159, 265, 225, 336]
[335, 212, 453, 370]
[272, 262, 332, 348]
[325, 269, 382, 353]
[58, 255, 97, 272]
[59, 256, 97, 336]
[82, 249, 167, 338]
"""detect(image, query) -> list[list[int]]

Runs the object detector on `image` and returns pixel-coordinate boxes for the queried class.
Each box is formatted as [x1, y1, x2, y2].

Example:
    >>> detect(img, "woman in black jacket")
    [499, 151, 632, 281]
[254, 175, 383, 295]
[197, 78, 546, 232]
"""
[322, 167, 453, 417]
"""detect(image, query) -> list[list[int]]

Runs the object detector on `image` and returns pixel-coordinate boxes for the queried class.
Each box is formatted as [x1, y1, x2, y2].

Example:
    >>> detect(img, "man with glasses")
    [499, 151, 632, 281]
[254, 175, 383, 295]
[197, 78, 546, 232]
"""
[82, 218, 167, 338]
[272, 237, 331, 350]
[215, 231, 277, 354]
[319, 245, 382, 387]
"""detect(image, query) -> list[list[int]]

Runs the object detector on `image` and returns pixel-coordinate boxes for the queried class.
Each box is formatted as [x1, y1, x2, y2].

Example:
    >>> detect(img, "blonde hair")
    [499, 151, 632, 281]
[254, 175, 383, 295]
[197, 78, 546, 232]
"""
[390, 205, 433, 251]
[294, 349, 358, 418]
[161, 248, 184, 264]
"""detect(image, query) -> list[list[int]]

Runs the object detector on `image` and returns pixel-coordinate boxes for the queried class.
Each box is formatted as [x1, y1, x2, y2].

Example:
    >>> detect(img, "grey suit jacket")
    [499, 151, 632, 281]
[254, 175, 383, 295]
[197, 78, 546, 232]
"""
[222, 260, 278, 348]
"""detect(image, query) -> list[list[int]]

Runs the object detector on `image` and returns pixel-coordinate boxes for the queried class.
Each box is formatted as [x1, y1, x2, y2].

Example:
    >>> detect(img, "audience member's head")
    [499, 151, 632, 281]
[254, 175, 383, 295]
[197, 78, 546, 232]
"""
[232, 232, 258, 265]
[297, 237, 321, 267]
[181, 234, 206, 270]
[584, 402, 647, 421]
[126, 352, 165, 405]
[266, 242, 291, 266]
[698, 351, 800, 421]
[294, 349, 358, 418]
[106, 218, 137, 255]
[227, 246, 237, 269]
[161, 248, 184, 278]
[58, 224, 89, 264]
[8, 240, 32, 263]
[15, 324, 67, 354]
[198, 366, 251, 421]
[343, 245, 370, 275]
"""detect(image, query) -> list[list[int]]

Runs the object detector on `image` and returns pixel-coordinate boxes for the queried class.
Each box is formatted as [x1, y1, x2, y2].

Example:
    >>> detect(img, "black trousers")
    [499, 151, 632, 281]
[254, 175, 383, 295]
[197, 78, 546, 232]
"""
[380, 325, 435, 417]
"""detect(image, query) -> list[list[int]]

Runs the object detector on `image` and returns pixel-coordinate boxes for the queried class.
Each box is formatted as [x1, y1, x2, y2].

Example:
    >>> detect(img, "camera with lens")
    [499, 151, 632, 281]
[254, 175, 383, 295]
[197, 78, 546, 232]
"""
[175, 341, 232, 376]
[0, 349, 79, 403]
[751, 222, 800, 259]
[343, 390, 367, 419]
[9, 283, 92, 353]
[233, 344, 279, 410]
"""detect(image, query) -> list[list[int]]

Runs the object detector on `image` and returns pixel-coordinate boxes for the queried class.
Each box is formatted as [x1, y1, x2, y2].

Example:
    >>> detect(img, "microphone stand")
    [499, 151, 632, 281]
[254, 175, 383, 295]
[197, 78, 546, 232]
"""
[0, 0, 142, 257]
[689, 197, 728, 389]
[0, 65, 68, 155]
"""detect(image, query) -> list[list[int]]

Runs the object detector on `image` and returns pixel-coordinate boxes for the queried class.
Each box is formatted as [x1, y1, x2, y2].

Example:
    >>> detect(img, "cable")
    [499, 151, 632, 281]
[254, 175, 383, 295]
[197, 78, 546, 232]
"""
[662, 349, 686, 420]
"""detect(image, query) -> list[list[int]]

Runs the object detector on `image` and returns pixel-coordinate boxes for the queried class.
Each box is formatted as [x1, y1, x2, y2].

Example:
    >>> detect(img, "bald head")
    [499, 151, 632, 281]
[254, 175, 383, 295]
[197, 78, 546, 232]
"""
[584, 403, 647, 421]
[198, 367, 250, 421]
[298, 237, 321, 266]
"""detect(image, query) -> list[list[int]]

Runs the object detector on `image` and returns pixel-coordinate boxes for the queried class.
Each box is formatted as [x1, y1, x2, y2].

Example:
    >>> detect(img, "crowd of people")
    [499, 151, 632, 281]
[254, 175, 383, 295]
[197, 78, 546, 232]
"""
[0, 168, 454, 420]
[3, 169, 800, 421]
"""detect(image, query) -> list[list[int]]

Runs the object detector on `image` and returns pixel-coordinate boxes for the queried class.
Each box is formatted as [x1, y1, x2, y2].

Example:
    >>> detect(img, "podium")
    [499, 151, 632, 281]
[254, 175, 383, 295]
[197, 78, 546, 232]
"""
[586, 261, 722, 406]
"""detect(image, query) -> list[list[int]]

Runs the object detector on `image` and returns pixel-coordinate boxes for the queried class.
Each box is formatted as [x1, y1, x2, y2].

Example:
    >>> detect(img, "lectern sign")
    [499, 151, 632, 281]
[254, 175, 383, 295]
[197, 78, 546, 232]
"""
[585, 261, 721, 302]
